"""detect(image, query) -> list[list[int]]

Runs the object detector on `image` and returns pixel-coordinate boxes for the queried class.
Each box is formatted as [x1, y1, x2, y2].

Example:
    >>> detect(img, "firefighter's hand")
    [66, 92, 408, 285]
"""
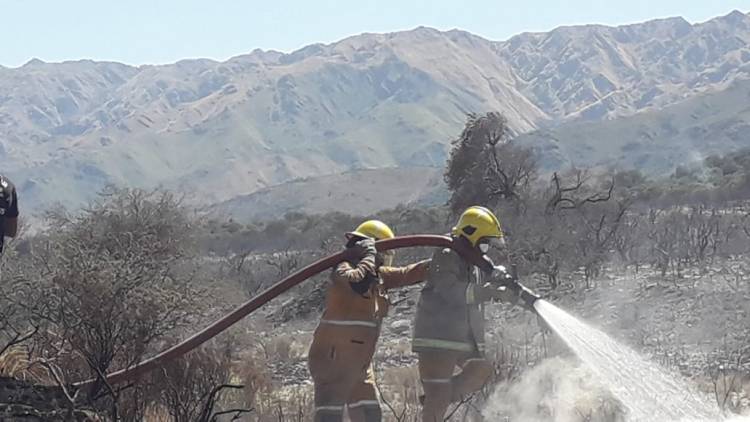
[352, 238, 377, 258]
[491, 265, 514, 284]
[481, 283, 519, 304]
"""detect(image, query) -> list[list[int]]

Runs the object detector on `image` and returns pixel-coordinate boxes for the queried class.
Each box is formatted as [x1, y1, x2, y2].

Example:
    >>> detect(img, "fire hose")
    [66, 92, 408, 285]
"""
[75, 234, 497, 388]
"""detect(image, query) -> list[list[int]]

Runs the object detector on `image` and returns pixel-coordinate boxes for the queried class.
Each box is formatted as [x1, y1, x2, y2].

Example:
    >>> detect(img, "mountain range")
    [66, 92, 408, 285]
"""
[1, 9, 749, 218]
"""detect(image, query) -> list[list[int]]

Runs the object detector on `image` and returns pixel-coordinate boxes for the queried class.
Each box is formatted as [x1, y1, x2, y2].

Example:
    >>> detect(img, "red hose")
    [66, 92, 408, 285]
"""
[76, 234, 486, 387]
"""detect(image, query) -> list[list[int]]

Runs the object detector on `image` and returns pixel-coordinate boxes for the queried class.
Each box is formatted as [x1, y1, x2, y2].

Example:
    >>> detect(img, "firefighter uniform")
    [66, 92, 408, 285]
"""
[411, 206, 515, 422]
[308, 220, 429, 422]
[412, 247, 495, 422]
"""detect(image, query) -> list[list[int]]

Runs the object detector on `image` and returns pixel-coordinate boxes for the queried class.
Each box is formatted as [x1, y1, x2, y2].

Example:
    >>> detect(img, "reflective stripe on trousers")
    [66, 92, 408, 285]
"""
[315, 405, 345, 412]
[418, 351, 494, 422]
[314, 405, 345, 422]
[348, 400, 380, 408]
[412, 337, 475, 352]
[319, 319, 379, 328]
[421, 378, 451, 384]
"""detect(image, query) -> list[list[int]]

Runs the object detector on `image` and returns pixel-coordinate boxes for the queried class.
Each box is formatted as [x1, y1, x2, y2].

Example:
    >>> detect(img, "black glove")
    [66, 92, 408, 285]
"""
[352, 238, 377, 258]
[491, 265, 514, 284]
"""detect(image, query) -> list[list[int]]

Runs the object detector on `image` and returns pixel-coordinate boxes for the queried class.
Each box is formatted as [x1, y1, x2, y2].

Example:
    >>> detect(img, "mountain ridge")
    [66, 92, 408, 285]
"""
[5, 9, 748, 69]
[2, 10, 750, 215]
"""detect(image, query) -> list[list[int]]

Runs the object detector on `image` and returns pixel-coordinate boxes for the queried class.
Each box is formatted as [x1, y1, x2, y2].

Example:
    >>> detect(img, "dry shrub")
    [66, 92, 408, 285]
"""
[149, 340, 249, 422]
[710, 372, 750, 416]
[233, 351, 274, 418]
[702, 350, 750, 417]
[0, 188, 213, 421]
[444, 112, 535, 215]
[0, 345, 55, 387]
[253, 385, 313, 422]
[375, 365, 422, 421]
[19, 189, 206, 395]
[231, 336, 315, 421]
[0, 346, 33, 380]
[263, 336, 295, 363]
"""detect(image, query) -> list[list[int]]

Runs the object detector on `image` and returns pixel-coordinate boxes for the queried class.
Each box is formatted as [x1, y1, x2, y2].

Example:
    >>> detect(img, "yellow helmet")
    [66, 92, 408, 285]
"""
[346, 220, 395, 241]
[451, 206, 503, 246]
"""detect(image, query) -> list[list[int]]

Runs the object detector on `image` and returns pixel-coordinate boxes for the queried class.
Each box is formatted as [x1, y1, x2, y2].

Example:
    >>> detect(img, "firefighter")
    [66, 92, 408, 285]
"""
[0, 174, 19, 255]
[308, 220, 430, 422]
[412, 206, 535, 422]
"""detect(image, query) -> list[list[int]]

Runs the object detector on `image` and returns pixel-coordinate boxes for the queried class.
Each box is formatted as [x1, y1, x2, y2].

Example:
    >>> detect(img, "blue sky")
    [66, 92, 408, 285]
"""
[1, 0, 747, 68]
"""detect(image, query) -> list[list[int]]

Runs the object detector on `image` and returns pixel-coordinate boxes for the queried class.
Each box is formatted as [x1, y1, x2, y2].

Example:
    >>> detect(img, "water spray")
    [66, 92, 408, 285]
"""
[534, 300, 727, 421]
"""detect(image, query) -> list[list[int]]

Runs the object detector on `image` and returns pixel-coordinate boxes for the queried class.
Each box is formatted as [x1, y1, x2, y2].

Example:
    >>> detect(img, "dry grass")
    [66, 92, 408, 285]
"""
[693, 370, 750, 416]
[0, 345, 52, 384]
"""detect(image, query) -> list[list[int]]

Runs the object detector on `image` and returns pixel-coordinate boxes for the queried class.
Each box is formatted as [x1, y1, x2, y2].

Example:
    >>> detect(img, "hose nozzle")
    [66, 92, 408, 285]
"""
[517, 283, 541, 310]
[493, 264, 541, 312]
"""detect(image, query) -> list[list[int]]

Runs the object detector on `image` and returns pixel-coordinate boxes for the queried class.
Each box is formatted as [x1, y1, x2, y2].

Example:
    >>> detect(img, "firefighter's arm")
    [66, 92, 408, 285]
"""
[332, 254, 377, 285]
[333, 239, 379, 294]
[427, 248, 467, 303]
[476, 264, 519, 304]
[380, 259, 431, 290]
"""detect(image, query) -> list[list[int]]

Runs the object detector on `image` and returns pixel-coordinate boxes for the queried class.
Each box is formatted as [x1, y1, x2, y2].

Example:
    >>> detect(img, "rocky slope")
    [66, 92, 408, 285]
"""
[516, 77, 750, 173]
[209, 167, 445, 221]
[2, 10, 749, 214]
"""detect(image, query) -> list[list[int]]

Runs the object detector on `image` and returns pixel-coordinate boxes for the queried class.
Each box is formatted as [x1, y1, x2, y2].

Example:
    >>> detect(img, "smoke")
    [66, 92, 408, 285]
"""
[482, 357, 626, 422]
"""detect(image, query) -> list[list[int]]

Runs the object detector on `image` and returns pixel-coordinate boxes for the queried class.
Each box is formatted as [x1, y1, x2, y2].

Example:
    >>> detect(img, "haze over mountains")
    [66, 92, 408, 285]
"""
[2, 9, 749, 218]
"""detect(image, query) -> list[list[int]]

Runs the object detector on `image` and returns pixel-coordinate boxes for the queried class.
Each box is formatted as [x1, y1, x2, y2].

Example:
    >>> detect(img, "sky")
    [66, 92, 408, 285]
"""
[1, 0, 748, 68]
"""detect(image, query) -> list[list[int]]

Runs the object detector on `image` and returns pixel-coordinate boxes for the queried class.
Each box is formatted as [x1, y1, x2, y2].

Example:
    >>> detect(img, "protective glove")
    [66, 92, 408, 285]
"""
[481, 283, 519, 304]
[491, 265, 514, 283]
[351, 238, 377, 259]
[354, 239, 378, 256]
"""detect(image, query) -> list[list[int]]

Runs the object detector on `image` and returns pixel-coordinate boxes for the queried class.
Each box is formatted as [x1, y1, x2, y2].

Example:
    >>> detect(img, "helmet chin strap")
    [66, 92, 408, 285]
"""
[381, 254, 394, 267]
